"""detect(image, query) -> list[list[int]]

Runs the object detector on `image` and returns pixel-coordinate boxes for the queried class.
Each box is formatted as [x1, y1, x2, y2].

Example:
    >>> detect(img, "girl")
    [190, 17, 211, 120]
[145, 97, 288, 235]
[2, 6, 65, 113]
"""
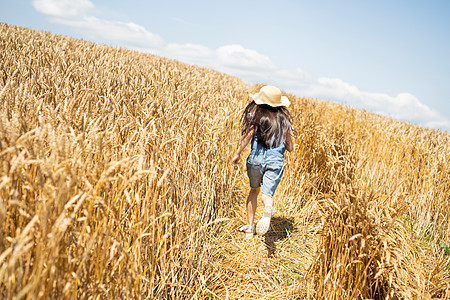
[232, 85, 293, 237]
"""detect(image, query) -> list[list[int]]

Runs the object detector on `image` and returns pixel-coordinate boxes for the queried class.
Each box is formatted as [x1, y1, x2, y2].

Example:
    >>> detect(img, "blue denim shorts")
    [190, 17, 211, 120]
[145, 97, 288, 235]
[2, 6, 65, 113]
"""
[246, 150, 284, 197]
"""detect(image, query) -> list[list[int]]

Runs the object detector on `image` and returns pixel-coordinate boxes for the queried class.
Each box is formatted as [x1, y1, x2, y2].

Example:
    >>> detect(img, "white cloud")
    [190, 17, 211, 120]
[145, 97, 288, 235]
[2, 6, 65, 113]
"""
[165, 43, 215, 66]
[287, 76, 450, 130]
[163, 43, 277, 76]
[80, 17, 164, 49]
[49, 16, 164, 51]
[314, 77, 361, 100]
[216, 45, 276, 71]
[32, 0, 94, 18]
[32, 0, 163, 50]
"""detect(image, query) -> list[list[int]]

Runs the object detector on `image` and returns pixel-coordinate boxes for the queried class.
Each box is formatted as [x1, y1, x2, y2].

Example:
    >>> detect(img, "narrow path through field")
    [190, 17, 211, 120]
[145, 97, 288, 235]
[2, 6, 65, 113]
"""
[205, 172, 321, 299]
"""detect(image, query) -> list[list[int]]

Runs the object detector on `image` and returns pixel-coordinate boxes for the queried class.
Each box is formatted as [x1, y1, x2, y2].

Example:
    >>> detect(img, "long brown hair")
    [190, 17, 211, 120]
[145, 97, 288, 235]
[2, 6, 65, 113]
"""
[241, 101, 292, 149]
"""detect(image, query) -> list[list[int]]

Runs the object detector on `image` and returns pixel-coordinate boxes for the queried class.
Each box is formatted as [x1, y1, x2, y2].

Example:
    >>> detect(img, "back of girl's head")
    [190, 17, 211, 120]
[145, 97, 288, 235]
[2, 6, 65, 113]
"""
[241, 101, 292, 148]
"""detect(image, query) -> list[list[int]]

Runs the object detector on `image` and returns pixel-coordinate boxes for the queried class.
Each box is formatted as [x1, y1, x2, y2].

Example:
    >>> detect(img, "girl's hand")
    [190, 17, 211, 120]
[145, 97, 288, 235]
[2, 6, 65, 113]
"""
[232, 154, 240, 165]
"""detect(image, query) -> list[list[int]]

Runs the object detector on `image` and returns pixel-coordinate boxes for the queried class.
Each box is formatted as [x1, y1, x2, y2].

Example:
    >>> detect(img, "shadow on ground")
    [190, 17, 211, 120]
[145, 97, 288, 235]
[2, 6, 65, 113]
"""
[264, 216, 296, 258]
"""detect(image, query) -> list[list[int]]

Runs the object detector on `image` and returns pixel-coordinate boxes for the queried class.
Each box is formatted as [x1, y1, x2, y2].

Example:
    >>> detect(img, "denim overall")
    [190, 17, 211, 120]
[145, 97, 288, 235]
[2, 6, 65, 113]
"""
[246, 132, 286, 197]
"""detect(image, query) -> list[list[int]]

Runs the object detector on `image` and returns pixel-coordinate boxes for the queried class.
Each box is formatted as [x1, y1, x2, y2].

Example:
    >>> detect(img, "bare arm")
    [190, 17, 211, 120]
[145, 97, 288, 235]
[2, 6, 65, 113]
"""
[285, 130, 294, 152]
[231, 126, 255, 165]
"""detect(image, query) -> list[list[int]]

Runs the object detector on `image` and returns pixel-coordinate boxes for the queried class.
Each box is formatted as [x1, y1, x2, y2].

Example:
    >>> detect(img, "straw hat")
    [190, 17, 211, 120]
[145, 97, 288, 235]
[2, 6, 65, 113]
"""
[249, 85, 290, 107]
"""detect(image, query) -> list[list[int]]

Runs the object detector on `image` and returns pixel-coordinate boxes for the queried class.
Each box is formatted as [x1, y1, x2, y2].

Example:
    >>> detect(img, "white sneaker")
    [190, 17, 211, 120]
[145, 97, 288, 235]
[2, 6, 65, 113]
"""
[256, 205, 273, 235]
[239, 224, 256, 238]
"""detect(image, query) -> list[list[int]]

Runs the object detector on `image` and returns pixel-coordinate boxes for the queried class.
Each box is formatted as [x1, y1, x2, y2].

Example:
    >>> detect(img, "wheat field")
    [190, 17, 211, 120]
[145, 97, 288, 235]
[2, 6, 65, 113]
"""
[1, 23, 449, 299]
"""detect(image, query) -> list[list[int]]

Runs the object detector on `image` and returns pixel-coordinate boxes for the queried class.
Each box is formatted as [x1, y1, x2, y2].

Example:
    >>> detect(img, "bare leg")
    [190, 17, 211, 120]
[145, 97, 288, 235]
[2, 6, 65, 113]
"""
[247, 187, 260, 226]
[261, 192, 274, 207]
[255, 192, 274, 235]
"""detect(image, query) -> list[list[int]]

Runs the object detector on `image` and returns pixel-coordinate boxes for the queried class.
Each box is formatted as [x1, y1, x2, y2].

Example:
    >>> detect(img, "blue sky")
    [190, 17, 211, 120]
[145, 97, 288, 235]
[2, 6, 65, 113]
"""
[2, 0, 450, 131]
